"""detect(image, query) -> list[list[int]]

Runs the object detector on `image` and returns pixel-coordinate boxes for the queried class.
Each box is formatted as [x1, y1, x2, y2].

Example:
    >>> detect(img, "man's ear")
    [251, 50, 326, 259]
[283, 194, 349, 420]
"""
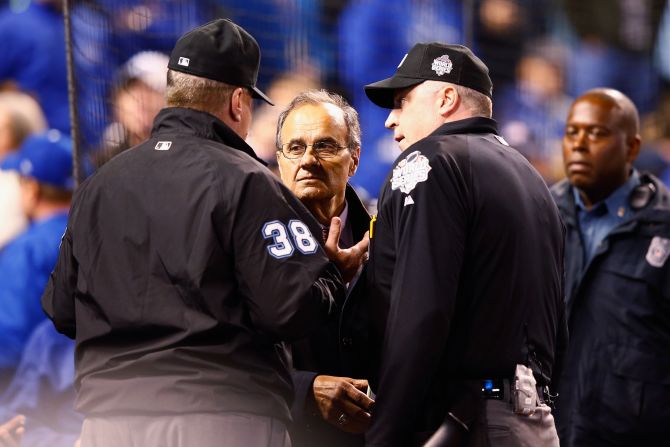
[437, 85, 459, 116]
[625, 134, 641, 164]
[229, 87, 245, 122]
[349, 146, 360, 177]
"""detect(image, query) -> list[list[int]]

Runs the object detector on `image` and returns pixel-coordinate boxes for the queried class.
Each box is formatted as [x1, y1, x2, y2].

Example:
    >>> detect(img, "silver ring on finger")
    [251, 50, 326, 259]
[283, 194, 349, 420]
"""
[338, 413, 348, 426]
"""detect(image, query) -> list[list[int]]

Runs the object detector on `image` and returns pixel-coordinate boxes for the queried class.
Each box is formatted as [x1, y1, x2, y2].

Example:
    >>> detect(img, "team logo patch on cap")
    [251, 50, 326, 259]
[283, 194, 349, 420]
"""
[646, 236, 670, 267]
[431, 54, 453, 76]
[391, 151, 431, 194]
[178, 57, 190, 67]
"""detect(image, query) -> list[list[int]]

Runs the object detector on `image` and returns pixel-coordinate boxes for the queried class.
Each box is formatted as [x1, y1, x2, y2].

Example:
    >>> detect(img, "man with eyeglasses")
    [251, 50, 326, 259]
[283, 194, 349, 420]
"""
[275, 90, 374, 447]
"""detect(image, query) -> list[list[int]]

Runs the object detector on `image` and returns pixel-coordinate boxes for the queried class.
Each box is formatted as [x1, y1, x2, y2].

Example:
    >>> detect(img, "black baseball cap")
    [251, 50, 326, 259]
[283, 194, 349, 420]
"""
[365, 42, 492, 109]
[168, 18, 274, 105]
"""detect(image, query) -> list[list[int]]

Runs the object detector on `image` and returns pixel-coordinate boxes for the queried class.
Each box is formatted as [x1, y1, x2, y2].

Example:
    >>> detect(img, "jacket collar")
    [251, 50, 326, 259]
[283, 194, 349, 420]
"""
[552, 173, 670, 228]
[429, 116, 499, 138]
[151, 107, 267, 166]
[344, 184, 371, 241]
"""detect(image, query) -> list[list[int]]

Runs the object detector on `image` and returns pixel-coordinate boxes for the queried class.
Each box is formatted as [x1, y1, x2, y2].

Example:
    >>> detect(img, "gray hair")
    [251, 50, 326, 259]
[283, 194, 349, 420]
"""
[453, 84, 493, 118]
[275, 90, 362, 150]
[422, 81, 493, 118]
[166, 69, 237, 115]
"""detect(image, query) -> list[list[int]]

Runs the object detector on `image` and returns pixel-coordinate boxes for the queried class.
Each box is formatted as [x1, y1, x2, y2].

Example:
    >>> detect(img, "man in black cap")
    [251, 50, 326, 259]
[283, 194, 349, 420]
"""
[363, 42, 566, 446]
[41, 19, 367, 447]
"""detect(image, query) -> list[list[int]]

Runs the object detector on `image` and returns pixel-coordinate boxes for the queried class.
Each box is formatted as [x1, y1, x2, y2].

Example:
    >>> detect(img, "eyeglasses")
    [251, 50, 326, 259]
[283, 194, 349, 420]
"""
[278, 140, 349, 159]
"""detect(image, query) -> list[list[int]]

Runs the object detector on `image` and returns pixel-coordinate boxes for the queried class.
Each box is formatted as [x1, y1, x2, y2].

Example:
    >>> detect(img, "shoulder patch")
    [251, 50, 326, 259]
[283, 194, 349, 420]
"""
[391, 151, 431, 194]
[646, 236, 670, 268]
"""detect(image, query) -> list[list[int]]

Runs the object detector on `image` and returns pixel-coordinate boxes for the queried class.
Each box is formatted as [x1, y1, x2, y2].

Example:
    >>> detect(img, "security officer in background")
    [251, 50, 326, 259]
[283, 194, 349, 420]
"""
[41, 19, 367, 447]
[552, 88, 670, 446]
[275, 90, 373, 447]
[363, 42, 566, 446]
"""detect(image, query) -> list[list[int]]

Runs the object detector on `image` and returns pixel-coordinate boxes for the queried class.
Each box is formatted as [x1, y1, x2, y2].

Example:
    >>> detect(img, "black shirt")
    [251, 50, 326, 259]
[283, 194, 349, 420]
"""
[365, 117, 566, 446]
[41, 107, 344, 422]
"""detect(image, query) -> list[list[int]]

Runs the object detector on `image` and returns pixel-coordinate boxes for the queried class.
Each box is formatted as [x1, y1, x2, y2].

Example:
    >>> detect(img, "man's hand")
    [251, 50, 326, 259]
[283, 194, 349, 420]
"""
[324, 217, 369, 283]
[311, 375, 374, 434]
[0, 415, 25, 447]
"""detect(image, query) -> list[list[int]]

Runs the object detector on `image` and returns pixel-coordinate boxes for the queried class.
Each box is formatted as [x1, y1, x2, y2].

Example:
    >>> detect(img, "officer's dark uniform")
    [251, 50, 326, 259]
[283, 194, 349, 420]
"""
[41, 106, 343, 432]
[290, 185, 372, 447]
[365, 117, 566, 446]
[552, 174, 670, 446]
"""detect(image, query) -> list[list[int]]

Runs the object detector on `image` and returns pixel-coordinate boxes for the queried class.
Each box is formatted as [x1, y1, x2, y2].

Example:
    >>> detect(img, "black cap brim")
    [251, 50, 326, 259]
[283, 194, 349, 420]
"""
[364, 75, 425, 109]
[250, 86, 274, 106]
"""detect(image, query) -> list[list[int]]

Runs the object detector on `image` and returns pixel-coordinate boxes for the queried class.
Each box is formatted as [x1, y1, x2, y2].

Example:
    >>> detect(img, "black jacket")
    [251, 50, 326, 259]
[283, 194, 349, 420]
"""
[551, 174, 670, 446]
[290, 185, 371, 447]
[365, 117, 567, 446]
[41, 107, 344, 422]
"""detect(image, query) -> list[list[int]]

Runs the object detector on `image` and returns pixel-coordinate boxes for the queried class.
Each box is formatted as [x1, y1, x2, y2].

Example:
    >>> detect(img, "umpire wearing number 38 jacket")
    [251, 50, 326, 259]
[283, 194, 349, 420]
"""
[363, 42, 567, 446]
[40, 19, 366, 447]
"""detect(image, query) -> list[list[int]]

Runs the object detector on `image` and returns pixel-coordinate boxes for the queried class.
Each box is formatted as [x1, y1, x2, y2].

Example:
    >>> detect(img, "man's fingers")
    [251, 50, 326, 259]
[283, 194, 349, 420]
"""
[326, 216, 342, 248]
[351, 378, 369, 392]
[344, 382, 375, 411]
[1, 416, 24, 434]
[332, 397, 372, 434]
[0, 415, 25, 447]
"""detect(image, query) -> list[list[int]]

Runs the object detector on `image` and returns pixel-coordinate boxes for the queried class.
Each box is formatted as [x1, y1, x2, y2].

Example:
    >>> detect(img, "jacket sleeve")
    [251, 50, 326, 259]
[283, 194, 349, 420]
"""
[290, 369, 319, 425]
[41, 227, 77, 339]
[228, 170, 343, 341]
[366, 153, 469, 447]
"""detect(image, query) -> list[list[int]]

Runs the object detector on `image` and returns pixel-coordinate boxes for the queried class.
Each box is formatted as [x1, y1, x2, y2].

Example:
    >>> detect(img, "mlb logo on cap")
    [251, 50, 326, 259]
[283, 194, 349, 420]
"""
[178, 57, 190, 67]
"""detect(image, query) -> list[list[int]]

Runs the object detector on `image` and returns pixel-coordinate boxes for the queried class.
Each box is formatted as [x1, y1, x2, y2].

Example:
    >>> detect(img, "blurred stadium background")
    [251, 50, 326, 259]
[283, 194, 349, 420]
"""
[1, 0, 669, 200]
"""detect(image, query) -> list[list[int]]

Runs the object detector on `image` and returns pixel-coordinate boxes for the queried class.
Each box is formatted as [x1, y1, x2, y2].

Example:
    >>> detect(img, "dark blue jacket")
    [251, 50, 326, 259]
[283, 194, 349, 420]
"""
[290, 185, 372, 447]
[552, 173, 670, 446]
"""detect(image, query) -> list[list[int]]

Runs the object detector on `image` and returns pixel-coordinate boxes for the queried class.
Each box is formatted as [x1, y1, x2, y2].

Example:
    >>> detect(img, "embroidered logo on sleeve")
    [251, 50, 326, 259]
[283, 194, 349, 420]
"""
[646, 236, 670, 268]
[155, 141, 172, 151]
[431, 55, 453, 76]
[391, 151, 431, 194]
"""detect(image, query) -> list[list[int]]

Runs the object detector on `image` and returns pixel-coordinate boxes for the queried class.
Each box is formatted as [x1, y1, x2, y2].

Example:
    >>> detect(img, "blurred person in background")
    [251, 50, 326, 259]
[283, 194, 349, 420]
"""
[552, 88, 670, 446]
[91, 51, 169, 168]
[562, 0, 667, 114]
[275, 90, 373, 447]
[0, 320, 80, 447]
[0, 92, 48, 249]
[0, 0, 69, 134]
[638, 90, 670, 187]
[474, 0, 555, 88]
[495, 39, 573, 184]
[0, 131, 73, 392]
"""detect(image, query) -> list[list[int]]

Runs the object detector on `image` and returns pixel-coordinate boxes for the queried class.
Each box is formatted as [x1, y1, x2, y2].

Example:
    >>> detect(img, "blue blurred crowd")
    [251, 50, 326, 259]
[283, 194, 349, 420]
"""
[0, 0, 669, 446]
